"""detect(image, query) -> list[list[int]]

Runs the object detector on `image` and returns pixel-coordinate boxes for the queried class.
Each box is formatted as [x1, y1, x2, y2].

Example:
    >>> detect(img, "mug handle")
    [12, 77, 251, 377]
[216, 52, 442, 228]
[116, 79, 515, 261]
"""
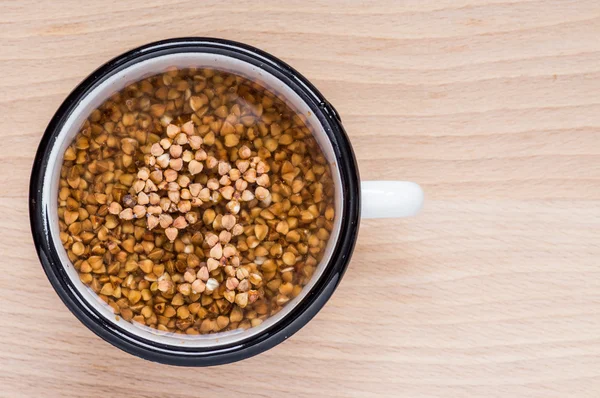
[361, 181, 424, 219]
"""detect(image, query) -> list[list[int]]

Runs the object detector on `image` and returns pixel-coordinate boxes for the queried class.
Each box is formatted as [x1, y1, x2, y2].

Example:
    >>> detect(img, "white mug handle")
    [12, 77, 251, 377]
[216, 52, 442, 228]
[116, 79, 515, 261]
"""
[361, 181, 424, 219]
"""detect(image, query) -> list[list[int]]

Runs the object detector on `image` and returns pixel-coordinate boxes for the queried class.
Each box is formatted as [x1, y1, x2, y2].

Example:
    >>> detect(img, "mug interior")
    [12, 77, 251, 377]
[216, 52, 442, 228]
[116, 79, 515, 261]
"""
[43, 52, 344, 347]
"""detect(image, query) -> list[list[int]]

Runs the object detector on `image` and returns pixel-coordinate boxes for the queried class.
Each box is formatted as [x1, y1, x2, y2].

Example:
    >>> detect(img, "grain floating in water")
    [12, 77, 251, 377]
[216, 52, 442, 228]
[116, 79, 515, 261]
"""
[57, 67, 336, 334]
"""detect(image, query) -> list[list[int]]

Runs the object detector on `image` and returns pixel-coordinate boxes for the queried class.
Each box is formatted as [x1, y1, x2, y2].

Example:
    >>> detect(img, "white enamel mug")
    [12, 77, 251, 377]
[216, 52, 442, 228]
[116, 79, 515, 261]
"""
[30, 38, 423, 366]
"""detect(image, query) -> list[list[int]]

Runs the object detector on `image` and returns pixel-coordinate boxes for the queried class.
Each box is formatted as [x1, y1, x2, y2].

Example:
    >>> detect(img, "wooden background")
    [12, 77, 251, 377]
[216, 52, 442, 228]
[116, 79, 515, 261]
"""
[1, 1, 600, 396]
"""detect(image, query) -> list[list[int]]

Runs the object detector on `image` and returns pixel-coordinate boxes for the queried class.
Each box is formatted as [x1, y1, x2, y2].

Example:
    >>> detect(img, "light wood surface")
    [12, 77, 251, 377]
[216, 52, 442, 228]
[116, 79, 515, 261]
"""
[1, 1, 600, 397]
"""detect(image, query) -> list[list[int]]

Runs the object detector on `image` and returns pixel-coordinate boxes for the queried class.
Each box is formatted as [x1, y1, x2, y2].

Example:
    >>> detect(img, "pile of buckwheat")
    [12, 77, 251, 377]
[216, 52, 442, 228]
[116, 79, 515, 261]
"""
[57, 67, 335, 334]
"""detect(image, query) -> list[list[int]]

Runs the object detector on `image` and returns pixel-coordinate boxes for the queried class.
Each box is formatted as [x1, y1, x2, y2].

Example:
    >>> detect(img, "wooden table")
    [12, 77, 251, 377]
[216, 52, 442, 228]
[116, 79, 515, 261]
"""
[2, 1, 599, 396]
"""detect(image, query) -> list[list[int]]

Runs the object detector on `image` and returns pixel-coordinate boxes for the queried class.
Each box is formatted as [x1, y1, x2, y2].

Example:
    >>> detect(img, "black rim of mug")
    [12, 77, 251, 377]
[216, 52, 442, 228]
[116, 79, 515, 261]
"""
[29, 37, 360, 366]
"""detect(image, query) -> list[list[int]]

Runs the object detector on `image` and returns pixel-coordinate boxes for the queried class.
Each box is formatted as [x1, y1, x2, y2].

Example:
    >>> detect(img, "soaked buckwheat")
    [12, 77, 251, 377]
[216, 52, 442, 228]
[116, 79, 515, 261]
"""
[57, 67, 335, 334]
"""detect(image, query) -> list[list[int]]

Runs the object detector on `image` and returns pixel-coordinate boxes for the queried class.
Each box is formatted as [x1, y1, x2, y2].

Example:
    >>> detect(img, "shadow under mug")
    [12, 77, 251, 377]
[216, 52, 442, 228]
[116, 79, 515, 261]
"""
[29, 38, 423, 366]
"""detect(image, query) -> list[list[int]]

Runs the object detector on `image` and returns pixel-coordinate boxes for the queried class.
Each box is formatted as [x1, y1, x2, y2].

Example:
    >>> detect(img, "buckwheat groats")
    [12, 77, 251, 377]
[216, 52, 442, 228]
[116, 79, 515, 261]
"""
[57, 67, 336, 334]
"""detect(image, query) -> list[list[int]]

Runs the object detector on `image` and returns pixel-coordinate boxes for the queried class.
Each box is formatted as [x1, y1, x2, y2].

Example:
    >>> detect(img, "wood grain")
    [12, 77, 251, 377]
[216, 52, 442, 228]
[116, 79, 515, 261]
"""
[1, 1, 600, 396]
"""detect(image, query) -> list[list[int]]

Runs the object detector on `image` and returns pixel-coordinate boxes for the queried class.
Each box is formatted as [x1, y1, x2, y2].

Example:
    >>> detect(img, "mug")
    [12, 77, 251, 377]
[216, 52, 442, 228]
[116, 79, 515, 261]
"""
[30, 38, 423, 366]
